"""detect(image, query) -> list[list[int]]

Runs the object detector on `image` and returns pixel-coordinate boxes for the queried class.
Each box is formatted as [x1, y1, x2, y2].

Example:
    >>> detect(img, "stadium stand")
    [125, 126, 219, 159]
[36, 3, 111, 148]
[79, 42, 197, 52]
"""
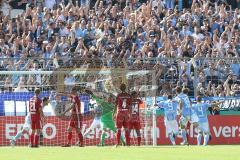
[0, 0, 239, 100]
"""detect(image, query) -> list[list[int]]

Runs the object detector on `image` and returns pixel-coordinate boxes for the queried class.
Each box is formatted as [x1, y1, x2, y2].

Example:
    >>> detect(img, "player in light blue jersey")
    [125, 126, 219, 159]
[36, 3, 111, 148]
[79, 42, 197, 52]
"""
[192, 96, 223, 146]
[158, 94, 179, 145]
[49, 91, 65, 117]
[175, 87, 195, 145]
[10, 113, 31, 146]
[83, 102, 102, 138]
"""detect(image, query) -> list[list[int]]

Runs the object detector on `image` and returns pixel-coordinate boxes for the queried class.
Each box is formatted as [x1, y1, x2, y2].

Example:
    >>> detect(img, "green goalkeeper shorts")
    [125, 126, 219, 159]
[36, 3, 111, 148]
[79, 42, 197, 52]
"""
[101, 112, 115, 129]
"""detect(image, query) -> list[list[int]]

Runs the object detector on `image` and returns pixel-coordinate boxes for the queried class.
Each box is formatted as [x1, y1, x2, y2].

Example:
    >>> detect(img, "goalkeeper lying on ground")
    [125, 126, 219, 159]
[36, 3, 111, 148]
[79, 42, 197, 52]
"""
[85, 89, 125, 146]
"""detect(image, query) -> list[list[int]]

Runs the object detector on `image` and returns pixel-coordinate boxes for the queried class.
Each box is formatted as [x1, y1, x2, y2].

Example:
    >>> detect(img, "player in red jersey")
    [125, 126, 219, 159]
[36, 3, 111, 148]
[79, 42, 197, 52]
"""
[29, 88, 46, 147]
[60, 87, 83, 147]
[129, 91, 143, 146]
[114, 84, 132, 146]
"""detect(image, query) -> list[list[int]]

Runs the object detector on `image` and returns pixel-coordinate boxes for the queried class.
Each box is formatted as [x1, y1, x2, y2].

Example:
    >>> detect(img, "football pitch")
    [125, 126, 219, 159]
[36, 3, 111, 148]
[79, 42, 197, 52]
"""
[0, 145, 239, 160]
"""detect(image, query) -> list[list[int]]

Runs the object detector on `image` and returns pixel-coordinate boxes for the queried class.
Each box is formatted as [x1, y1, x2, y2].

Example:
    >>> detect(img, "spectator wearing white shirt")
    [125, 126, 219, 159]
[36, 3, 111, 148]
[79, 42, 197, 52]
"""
[58, 36, 69, 53]
[0, 1, 11, 16]
[4, 76, 13, 92]
[14, 81, 29, 92]
[29, 63, 42, 85]
[192, 26, 204, 41]
[59, 22, 69, 37]
[151, 0, 164, 10]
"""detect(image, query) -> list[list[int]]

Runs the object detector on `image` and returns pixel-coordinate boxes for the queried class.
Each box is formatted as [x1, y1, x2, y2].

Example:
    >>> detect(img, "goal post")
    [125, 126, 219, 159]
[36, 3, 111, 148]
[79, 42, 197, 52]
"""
[0, 68, 159, 146]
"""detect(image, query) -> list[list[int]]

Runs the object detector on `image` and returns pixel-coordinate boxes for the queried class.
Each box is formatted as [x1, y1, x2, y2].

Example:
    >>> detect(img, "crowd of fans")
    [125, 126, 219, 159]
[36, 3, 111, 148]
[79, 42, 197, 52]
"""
[0, 0, 239, 97]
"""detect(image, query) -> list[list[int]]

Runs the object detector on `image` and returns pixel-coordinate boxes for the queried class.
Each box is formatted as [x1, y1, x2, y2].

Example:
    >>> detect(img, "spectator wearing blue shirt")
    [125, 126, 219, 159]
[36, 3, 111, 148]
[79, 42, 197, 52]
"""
[210, 17, 220, 34]
[71, 21, 82, 39]
[47, 22, 55, 39]
[165, 0, 175, 9]
[80, 20, 88, 38]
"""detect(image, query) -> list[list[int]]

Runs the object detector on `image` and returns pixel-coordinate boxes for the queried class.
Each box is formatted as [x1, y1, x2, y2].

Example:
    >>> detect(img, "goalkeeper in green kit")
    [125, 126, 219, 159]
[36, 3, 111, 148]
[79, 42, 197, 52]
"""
[85, 89, 125, 146]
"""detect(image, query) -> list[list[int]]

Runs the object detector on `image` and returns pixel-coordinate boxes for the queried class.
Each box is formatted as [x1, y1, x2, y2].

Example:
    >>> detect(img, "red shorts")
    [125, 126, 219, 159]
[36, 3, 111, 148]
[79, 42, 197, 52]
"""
[69, 115, 82, 129]
[116, 111, 129, 129]
[129, 120, 141, 130]
[31, 116, 42, 130]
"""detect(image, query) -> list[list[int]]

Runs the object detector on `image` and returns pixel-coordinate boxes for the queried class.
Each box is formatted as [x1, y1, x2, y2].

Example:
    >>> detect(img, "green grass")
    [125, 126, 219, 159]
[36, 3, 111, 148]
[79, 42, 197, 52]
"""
[0, 145, 239, 160]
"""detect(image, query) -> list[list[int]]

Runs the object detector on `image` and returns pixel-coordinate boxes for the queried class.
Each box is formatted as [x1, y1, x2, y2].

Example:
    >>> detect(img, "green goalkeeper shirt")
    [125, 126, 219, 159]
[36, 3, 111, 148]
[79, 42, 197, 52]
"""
[92, 95, 115, 118]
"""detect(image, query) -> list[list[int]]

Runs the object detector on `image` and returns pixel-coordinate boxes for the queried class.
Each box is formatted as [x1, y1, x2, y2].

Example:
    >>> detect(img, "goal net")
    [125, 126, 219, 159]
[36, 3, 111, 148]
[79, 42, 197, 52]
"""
[0, 68, 159, 147]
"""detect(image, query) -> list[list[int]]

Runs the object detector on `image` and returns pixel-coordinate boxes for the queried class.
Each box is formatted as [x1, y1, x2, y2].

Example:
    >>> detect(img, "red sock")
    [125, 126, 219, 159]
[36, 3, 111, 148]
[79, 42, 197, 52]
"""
[78, 133, 83, 145]
[34, 135, 39, 146]
[67, 132, 72, 145]
[125, 130, 130, 146]
[137, 137, 141, 146]
[116, 130, 121, 145]
[186, 122, 190, 144]
[30, 134, 34, 146]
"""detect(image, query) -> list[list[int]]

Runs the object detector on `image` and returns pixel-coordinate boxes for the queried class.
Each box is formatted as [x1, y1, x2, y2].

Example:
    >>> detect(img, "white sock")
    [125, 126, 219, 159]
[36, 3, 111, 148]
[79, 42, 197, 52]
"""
[197, 133, 202, 146]
[14, 130, 24, 141]
[181, 129, 187, 142]
[203, 134, 209, 146]
[169, 133, 176, 145]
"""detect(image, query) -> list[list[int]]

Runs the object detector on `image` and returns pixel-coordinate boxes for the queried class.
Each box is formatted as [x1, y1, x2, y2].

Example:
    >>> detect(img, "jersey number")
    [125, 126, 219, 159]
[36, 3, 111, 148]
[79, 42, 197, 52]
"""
[168, 102, 174, 111]
[197, 105, 204, 117]
[167, 102, 174, 120]
[132, 104, 138, 113]
[30, 101, 36, 113]
[122, 99, 127, 109]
